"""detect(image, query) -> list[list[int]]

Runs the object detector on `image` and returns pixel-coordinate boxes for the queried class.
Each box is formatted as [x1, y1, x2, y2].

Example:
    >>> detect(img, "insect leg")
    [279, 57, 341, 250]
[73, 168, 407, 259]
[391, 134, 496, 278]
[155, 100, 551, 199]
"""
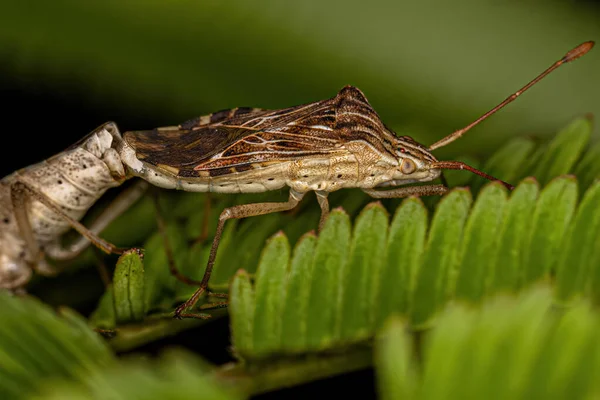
[47, 180, 148, 261]
[11, 181, 129, 265]
[174, 189, 305, 319]
[362, 184, 449, 199]
[315, 190, 330, 233]
[150, 191, 229, 298]
[10, 182, 44, 268]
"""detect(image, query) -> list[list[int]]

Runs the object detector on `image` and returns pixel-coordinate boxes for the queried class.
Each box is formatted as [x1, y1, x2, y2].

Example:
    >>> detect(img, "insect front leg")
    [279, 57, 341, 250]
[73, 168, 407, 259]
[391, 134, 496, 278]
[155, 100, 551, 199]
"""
[362, 184, 449, 199]
[174, 189, 305, 319]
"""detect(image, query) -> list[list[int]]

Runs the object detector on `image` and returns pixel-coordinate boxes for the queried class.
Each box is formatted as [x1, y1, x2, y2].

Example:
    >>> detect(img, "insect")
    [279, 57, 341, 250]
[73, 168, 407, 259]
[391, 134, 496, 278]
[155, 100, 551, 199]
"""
[0, 122, 147, 290]
[119, 41, 594, 318]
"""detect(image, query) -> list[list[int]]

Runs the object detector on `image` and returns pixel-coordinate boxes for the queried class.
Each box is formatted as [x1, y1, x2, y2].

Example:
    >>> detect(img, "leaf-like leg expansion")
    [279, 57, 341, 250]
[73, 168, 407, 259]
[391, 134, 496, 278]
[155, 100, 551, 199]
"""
[363, 184, 449, 199]
[47, 180, 149, 261]
[174, 189, 305, 319]
[315, 190, 330, 233]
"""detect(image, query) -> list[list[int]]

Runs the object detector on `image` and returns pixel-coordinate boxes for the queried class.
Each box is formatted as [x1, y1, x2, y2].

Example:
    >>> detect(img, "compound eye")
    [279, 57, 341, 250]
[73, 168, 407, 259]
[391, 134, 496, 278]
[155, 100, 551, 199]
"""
[401, 158, 416, 175]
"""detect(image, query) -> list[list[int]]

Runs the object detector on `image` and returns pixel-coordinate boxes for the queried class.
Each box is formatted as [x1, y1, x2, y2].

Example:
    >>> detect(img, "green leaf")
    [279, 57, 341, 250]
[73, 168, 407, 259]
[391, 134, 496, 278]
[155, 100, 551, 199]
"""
[377, 287, 600, 400]
[88, 287, 116, 330]
[280, 232, 318, 352]
[488, 178, 539, 292]
[281, 208, 320, 247]
[454, 182, 508, 302]
[214, 213, 284, 283]
[252, 232, 290, 358]
[515, 143, 548, 183]
[521, 304, 598, 399]
[113, 250, 146, 323]
[376, 197, 428, 326]
[33, 349, 244, 400]
[470, 137, 536, 194]
[531, 116, 592, 186]
[472, 290, 551, 399]
[573, 141, 600, 192]
[338, 202, 389, 342]
[521, 176, 578, 285]
[230, 270, 256, 359]
[554, 180, 600, 304]
[375, 318, 416, 400]
[410, 188, 472, 328]
[143, 224, 188, 311]
[419, 305, 475, 399]
[305, 209, 351, 351]
[589, 232, 600, 308]
[0, 293, 114, 400]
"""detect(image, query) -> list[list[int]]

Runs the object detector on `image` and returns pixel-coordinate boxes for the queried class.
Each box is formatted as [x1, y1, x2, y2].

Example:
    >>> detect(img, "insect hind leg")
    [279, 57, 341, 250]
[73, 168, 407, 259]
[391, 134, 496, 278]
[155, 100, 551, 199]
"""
[46, 180, 149, 261]
[174, 189, 304, 319]
[10, 181, 132, 278]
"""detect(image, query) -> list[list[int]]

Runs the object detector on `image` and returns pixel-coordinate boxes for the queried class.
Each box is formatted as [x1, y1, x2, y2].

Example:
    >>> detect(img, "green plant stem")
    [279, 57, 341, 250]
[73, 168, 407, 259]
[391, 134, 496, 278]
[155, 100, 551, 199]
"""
[107, 310, 227, 352]
[215, 347, 373, 396]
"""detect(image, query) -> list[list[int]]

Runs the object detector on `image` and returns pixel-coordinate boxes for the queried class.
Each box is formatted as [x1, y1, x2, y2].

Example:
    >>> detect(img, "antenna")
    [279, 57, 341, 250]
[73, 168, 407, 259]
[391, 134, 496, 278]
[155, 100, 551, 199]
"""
[428, 41, 594, 151]
[432, 161, 514, 190]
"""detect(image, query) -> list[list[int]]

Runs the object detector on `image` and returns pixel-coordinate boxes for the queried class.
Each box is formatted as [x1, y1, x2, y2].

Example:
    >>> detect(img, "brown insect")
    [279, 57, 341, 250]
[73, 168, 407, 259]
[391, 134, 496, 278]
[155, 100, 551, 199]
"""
[117, 41, 594, 318]
[6, 42, 588, 306]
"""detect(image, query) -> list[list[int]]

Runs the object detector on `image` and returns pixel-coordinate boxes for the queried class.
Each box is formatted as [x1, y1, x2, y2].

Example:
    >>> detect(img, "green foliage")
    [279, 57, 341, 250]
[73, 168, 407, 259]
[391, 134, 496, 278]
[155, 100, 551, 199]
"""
[228, 116, 599, 361]
[2, 116, 599, 397]
[30, 350, 243, 400]
[375, 287, 600, 399]
[0, 293, 114, 400]
[521, 176, 578, 284]
[410, 188, 471, 328]
[453, 182, 507, 302]
[228, 177, 600, 361]
[555, 181, 600, 304]
[113, 251, 146, 323]
[529, 117, 592, 186]
[0, 294, 240, 400]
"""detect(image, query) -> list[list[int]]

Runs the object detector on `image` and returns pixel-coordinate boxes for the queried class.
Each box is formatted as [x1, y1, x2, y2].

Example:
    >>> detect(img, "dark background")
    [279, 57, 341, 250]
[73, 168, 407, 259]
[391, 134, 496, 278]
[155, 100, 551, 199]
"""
[2, 1, 600, 398]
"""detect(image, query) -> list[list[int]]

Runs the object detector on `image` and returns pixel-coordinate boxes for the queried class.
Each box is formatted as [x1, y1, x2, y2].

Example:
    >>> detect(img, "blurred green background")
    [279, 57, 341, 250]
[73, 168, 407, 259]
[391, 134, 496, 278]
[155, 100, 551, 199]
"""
[1, 0, 599, 175]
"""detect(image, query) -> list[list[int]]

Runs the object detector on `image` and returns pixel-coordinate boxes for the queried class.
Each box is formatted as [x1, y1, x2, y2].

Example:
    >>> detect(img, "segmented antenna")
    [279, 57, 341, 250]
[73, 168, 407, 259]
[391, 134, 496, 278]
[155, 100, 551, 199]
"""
[429, 41, 594, 151]
[432, 161, 514, 190]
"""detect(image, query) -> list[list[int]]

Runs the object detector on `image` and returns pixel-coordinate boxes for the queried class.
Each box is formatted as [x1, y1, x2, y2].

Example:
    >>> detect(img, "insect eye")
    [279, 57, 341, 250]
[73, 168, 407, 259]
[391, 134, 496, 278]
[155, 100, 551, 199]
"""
[401, 158, 416, 174]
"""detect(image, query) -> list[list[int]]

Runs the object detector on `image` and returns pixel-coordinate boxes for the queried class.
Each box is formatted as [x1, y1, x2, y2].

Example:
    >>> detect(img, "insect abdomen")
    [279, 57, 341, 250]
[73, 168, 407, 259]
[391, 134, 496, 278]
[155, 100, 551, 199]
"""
[12, 127, 123, 240]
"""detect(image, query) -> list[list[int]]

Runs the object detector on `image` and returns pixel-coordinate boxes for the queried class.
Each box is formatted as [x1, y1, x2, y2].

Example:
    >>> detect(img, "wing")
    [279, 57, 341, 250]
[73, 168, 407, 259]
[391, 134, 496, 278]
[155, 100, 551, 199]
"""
[123, 86, 396, 178]
[123, 100, 345, 177]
